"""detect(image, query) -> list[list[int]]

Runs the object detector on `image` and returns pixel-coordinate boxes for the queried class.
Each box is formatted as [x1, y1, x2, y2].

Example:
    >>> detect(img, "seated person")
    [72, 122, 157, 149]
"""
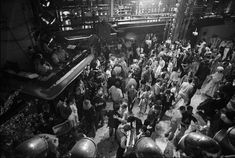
[33, 53, 53, 75]
[51, 46, 69, 65]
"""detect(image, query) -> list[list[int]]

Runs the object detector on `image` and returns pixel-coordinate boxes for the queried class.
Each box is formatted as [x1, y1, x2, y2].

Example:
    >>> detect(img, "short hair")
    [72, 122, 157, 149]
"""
[179, 106, 185, 111]
[127, 116, 136, 123]
[67, 96, 75, 104]
[187, 106, 193, 111]
[144, 119, 150, 126]
[141, 80, 146, 85]
[145, 85, 151, 91]
[188, 78, 193, 83]
[121, 103, 127, 109]
[83, 99, 90, 105]
[165, 89, 171, 94]
[123, 124, 132, 131]
[115, 81, 121, 88]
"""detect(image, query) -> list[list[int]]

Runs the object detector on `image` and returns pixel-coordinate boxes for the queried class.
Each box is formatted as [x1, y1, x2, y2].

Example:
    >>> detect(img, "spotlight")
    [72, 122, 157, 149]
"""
[40, 0, 51, 8]
[40, 11, 56, 25]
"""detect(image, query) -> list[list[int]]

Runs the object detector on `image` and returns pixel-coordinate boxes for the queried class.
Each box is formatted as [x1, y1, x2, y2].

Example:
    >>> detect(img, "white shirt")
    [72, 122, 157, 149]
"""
[179, 82, 193, 97]
[109, 86, 123, 102]
[170, 71, 180, 82]
[171, 109, 182, 124]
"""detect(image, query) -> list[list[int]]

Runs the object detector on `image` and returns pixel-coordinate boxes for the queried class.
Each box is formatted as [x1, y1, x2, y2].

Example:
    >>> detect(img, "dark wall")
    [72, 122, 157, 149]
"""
[0, 0, 35, 70]
[199, 21, 235, 41]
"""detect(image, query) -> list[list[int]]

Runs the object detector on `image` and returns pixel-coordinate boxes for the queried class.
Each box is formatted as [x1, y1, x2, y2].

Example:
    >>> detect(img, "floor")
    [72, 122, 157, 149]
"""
[93, 91, 207, 158]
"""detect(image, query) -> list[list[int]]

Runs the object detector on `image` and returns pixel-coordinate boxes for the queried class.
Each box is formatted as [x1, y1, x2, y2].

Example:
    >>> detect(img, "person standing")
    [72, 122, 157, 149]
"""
[174, 106, 198, 145]
[154, 57, 165, 78]
[165, 106, 185, 140]
[201, 66, 224, 98]
[67, 97, 79, 128]
[74, 79, 85, 121]
[138, 85, 151, 116]
[127, 85, 137, 113]
[107, 103, 128, 138]
[153, 79, 162, 100]
[92, 88, 106, 128]
[160, 89, 175, 120]
[187, 77, 199, 106]
[109, 81, 124, 111]
[144, 103, 162, 136]
[175, 78, 194, 106]
[82, 99, 96, 138]
[116, 124, 132, 158]
[168, 68, 180, 88]
[195, 59, 210, 89]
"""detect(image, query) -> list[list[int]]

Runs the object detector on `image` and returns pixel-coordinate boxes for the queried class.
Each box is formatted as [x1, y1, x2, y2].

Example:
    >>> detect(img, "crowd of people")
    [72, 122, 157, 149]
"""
[1, 31, 235, 157]
[102, 33, 235, 157]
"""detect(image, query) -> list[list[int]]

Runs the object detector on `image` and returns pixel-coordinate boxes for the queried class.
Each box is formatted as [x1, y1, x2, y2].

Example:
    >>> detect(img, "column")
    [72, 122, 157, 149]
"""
[110, 0, 114, 18]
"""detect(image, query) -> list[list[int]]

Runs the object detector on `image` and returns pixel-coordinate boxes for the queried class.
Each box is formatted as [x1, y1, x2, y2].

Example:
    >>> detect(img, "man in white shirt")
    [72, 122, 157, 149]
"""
[165, 106, 185, 140]
[109, 81, 123, 111]
[197, 40, 206, 55]
[175, 78, 194, 106]
[153, 79, 162, 97]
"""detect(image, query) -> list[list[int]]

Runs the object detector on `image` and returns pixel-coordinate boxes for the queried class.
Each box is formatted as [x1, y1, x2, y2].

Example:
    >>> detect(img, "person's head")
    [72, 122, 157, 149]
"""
[127, 116, 136, 123]
[154, 104, 161, 111]
[67, 96, 75, 105]
[217, 66, 224, 73]
[187, 106, 194, 114]
[188, 78, 193, 83]
[121, 102, 128, 110]
[83, 99, 92, 110]
[214, 90, 224, 99]
[156, 100, 162, 106]
[145, 85, 151, 91]
[115, 81, 121, 88]
[133, 59, 138, 64]
[123, 124, 132, 132]
[179, 106, 186, 114]
[172, 67, 178, 72]
[141, 80, 147, 85]
[156, 79, 162, 85]
[165, 89, 171, 95]
[75, 86, 82, 96]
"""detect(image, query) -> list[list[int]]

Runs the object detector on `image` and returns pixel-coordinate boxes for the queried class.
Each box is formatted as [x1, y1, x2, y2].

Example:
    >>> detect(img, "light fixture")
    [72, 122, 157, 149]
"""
[40, 11, 56, 25]
[192, 28, 198, 36]
[40, 0, 51, 8]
